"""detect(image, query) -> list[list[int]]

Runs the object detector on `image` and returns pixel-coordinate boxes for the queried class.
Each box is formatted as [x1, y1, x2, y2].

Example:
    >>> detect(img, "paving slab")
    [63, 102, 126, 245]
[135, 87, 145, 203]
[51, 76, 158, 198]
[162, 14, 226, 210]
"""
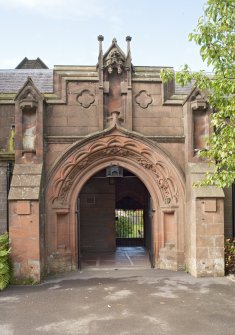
[0, 269, 235, 335]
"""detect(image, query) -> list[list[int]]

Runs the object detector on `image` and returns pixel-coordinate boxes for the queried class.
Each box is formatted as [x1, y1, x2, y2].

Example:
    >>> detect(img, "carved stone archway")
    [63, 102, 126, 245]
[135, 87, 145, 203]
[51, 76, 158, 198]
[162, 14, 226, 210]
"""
[45, 126, 185, 273]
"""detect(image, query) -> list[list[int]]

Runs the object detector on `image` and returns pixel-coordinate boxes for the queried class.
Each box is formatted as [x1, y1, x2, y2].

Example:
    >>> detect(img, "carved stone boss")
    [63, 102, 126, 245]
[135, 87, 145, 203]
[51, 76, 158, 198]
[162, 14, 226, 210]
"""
[104, 43, 125, 74]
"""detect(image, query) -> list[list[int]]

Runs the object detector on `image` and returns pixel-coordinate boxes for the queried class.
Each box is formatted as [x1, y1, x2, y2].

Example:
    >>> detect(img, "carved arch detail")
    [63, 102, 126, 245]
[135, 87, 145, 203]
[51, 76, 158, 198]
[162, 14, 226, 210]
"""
[47, 131, 185, 208]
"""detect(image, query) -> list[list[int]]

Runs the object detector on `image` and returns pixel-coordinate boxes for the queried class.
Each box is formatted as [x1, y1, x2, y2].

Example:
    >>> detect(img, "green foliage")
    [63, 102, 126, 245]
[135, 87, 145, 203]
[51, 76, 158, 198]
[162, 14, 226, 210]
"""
[224, 238, 235, 274]
[10, 277, 38, 286]
[0, 232, 11, 291]
[161, 0, 235, 187]
[116, 215, 134, 238]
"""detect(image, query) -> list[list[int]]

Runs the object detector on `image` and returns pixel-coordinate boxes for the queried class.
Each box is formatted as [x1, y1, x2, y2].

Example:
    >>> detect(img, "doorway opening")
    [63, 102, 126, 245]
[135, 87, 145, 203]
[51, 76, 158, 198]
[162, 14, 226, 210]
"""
[78, 167, 153, 269]
[115, 208, 144, 247]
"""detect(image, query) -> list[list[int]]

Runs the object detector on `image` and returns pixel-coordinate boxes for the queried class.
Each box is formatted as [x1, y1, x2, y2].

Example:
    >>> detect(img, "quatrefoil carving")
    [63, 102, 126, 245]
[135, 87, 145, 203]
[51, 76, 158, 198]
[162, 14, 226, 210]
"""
[135, 90, 153, 109]
[77, 90, 95, 108]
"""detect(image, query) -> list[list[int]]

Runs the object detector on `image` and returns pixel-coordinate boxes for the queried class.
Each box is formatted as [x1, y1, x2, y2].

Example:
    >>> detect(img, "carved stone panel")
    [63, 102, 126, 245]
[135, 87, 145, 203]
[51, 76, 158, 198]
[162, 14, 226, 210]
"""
[104, 46, 125, 74]
[77, 90, 95, 108]
[135, 90, 153, 109]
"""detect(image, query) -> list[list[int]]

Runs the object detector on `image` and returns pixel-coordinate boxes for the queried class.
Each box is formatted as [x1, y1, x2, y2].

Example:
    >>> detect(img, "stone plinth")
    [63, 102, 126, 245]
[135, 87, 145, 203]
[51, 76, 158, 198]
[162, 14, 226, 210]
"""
[8, 164, 43, 281]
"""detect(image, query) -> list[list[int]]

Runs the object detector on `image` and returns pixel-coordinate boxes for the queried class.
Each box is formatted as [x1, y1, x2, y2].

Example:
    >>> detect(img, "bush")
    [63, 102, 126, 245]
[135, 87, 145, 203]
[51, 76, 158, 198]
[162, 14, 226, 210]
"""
[0, 232, 11, 290]
[116, 216, 134, 238]
[224, 238, 235, 275]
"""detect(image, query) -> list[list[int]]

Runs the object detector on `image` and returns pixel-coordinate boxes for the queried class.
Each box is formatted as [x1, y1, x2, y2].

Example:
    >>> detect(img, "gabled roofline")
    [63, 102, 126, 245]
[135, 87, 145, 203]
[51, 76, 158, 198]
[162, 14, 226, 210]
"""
[103, 38, 126, 60]
[15, 57, 48, 69]
[14, 76, 44, 101]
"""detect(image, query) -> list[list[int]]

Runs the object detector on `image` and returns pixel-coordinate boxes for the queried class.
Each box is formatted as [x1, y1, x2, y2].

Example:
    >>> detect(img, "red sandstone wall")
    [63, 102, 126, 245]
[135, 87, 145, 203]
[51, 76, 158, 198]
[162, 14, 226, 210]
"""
[9, 200, 41, 281]
[132, 83, 183, 136]
[46, 82, 100, 137]
[44, 79, 186, 177]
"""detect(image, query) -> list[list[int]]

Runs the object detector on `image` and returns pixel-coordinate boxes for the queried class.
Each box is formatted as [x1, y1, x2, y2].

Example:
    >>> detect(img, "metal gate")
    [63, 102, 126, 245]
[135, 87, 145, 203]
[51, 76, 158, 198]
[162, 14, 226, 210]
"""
[115, 209, 144, 246]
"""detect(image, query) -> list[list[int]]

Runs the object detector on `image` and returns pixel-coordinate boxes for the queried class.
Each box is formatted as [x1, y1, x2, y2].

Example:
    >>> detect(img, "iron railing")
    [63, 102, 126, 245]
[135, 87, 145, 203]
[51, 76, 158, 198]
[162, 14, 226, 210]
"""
[115, 209, 144, 246]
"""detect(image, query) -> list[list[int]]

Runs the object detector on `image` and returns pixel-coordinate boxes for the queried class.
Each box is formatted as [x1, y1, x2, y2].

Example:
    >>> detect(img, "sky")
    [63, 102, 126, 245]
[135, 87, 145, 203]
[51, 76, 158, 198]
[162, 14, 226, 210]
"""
[0, 0, 209, 70]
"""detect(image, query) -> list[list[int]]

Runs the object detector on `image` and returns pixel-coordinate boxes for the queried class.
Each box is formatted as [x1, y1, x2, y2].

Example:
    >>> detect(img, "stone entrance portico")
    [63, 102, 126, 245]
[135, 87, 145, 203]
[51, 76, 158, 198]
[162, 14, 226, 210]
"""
[0, 36, 225, 280]
[45, 121, 185, 275]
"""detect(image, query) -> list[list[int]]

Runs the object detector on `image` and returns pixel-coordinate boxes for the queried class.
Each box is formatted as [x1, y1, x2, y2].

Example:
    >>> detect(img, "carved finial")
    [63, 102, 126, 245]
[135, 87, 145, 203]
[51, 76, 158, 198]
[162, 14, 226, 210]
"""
[98, 35, 104, 42]
[125, 36, 132, 71]
[126, 36, 132, 55]
[98, 35, 104, 53]
[97, 35, 104, 70]
[112, 37, 117, 44]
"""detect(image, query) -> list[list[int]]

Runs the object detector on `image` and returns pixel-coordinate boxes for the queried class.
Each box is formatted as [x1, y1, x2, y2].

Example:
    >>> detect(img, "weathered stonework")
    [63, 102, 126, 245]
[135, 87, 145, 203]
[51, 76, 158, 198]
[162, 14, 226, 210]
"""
[185, 164, 225, 277]
[0, 37, 230, 281]
[45, 124, 185, 274]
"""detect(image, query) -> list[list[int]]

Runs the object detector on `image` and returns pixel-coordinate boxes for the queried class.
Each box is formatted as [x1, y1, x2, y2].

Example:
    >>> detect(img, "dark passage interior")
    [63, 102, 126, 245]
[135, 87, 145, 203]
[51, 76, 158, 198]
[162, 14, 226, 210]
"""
[78, 167, 153, 268]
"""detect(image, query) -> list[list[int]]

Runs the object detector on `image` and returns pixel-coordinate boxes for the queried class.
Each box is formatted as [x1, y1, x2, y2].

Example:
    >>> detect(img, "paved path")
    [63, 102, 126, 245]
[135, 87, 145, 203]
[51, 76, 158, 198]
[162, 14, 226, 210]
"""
[81, 247, 150, 269]
[1, 269, 235, 335]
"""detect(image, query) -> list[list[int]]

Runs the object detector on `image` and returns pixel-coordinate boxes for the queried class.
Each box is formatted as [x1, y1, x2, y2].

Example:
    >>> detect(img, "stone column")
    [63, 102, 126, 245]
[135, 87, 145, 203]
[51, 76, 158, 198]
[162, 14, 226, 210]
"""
[125, 36, 133, 131]
[9, 78, 44, 282]
[8, 164, 43, 282]
[186, 164, 225, 277]
[97, 35, 104, 131]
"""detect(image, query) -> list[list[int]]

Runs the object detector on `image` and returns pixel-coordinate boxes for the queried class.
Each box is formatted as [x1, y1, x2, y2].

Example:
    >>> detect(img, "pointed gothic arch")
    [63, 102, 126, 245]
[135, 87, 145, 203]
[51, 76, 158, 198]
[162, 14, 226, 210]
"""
[45, 125, 186, 273]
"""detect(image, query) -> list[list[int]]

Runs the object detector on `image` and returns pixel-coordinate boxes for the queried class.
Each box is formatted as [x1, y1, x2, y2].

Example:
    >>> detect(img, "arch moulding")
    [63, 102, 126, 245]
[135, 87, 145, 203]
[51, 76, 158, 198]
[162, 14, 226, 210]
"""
[45, 126, 186, 273]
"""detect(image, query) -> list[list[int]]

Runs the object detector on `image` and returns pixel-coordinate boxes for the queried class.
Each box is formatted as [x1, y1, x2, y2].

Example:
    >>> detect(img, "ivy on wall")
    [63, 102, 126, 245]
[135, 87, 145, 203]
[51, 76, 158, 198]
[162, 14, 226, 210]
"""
[0, 232, 11, 290]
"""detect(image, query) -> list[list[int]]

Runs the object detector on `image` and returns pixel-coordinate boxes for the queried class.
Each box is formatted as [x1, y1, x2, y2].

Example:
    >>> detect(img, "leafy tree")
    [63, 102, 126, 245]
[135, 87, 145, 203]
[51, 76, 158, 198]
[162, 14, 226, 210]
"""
[161, 0, 235, 187]
[116, 215, 134, 238]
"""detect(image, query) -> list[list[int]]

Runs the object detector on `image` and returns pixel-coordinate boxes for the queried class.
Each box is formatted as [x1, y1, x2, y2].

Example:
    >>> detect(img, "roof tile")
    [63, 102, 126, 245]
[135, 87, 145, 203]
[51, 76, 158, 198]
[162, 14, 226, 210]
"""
[0, 69, 53, 93]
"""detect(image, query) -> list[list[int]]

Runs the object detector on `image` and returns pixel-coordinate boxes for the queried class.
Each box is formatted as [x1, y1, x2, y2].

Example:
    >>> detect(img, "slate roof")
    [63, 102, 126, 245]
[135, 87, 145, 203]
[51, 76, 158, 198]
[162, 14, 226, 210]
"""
[175, 81, 194, 95]
[0, 69, 53, 93]
[15, 57, 48, 69]
[0, 67, 194, 97]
